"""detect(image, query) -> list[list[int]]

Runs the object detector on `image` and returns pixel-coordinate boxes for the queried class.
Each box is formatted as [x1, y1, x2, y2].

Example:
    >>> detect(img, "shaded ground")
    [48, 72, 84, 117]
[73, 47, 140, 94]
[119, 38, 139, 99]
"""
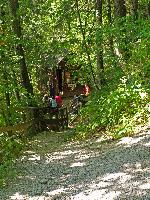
[0, 125, 150, 200]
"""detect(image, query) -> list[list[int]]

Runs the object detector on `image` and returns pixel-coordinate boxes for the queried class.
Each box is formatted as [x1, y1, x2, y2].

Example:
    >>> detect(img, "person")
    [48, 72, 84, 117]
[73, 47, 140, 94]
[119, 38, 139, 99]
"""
[83, 84, 90, 96]
[72, 95, 79, 106]
[70, 95, 81, 114]
[49, 96, 57, 109]
[55, 93, 63, 108]
[42, 94, 50, 107]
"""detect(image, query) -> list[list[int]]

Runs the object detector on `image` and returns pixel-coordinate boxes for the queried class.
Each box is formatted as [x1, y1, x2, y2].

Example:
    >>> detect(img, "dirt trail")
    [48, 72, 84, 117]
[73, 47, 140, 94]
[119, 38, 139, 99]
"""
[0, 125, 150, 200]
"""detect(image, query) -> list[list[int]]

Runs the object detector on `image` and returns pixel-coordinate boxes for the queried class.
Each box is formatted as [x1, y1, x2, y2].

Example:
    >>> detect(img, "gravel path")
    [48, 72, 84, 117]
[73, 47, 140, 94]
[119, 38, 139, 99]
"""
[0, 125, 150, 200]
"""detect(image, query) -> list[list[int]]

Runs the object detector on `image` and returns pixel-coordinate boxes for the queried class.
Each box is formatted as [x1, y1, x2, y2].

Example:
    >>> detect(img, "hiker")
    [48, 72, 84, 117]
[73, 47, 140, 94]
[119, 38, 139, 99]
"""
[70, 95, 82, 114]
[72, 95, 79, 106]
[49, 96, 58, 109]
[43, 94, 50, 107]
[49, 96, 58, 113]
[83, 84, 90, 96]
[55, 92, 63, 108]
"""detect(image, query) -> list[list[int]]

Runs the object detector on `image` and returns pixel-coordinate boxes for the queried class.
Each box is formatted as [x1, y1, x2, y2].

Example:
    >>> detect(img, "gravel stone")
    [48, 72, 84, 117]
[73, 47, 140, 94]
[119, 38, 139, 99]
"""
[0, 126, 150, 200]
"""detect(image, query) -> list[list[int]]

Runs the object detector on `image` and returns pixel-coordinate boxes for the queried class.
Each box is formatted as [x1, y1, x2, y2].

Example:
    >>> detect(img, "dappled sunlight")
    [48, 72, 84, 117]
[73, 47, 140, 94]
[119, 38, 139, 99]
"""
[24, 150, 37, 154]
[143, 141, 150, 147]
[10, 192, 29, 200]
[139, 182, 150, 190]
[5, 157, 150, 200]
[124, 162, 143, 172]
[28, 155, 41, 161]
[70, 162, 86, 167]
[45, 187, 67, 196]
[101, 172, 131, 182]
[116, 125, 150, 148]
[44, 148, 98, 164]
[18, 175, 36, 181]
[74, 152, 91, 160]
[53, 150, 79, 156]
[137, 125, 150, 136]
[95, 136, 109, 143]
[10, 193, 46, 200]
[45, 149, 80, 163]
[69, 164, 148, 199]
[20, 154, 41, 161]
[1, 126, 150, 200]
[71, 189, 121, 200]
[123, 162, 150, 174]
[117, 136, 144, 147]
[89, 181, 112, 189]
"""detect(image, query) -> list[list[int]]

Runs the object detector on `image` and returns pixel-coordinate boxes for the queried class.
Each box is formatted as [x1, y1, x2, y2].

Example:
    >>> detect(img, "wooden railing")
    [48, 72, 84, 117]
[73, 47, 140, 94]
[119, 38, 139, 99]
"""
[28, 106, 68, 132]
[0, 106, 68, 135]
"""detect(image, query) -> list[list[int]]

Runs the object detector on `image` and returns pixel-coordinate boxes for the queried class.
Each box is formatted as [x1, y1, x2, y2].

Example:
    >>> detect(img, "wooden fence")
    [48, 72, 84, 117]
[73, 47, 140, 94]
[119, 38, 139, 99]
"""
[0, 106, 68, 135]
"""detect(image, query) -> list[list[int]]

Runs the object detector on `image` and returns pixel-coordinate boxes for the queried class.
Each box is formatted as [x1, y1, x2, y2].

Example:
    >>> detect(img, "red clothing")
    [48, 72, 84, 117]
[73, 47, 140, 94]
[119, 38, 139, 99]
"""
[83, 85, 90, 96]
[55, 95, 62, 107]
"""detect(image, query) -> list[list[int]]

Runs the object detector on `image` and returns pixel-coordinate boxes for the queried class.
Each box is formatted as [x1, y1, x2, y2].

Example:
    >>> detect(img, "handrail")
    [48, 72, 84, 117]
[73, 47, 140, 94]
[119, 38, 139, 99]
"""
[0, 106, 68, 134]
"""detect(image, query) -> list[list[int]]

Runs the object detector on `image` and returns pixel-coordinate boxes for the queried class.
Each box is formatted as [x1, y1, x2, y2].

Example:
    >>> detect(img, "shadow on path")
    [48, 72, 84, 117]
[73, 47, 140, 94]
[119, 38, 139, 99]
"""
[0, 126, 150, 200]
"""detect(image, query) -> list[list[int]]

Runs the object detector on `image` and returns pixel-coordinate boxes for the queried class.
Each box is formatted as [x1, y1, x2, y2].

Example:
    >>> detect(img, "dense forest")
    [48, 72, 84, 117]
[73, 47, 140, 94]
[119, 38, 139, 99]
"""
[0, 0, 150, 185]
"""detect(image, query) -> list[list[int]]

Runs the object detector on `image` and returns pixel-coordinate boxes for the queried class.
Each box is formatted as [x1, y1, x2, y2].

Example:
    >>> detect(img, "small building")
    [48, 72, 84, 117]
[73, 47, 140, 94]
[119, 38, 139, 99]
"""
[48, 56, 84, 98]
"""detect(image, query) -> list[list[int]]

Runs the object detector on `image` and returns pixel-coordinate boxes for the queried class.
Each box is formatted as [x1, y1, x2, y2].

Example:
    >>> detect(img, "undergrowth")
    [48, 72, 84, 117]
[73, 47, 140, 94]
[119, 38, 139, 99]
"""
[0, 133, 25, 187]
[75, 76, 149, 140]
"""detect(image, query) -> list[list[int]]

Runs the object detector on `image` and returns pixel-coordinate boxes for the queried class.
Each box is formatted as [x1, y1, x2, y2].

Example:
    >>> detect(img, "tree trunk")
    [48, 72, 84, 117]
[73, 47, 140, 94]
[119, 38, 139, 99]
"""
[114, 0, 129, 60]
[1, 5, 12, 125]
[9, 0, 34, 96]
[132, 0, 138, 19]
[107, 0, 115, 57]
[114, 0, 126, 18]
[12, 68, 21, 101]
[75, 0, 99, 89]
[147, 2, 150, 17]
[96, 0, 105, 85]
[3, 70, 12, 126]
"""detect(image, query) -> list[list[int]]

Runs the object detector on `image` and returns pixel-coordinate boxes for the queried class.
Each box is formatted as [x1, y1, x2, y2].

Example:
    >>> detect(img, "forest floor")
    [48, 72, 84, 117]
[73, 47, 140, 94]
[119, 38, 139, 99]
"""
[0, 124, 150, 200]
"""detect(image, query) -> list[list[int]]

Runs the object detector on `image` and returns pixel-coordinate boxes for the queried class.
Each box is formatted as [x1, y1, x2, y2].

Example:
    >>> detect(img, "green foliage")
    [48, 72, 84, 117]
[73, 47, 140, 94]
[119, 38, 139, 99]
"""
[0, 0, 149, 185]
[0, 133, 25, 186]
[0, 161, 16, 187]
[0, 133, 24, 163]
[76, 76, 149, 139]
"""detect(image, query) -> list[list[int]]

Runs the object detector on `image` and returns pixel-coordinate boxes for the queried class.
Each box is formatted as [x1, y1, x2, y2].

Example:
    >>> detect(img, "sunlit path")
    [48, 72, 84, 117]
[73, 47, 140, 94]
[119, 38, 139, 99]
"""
[0, 125, 150, 200]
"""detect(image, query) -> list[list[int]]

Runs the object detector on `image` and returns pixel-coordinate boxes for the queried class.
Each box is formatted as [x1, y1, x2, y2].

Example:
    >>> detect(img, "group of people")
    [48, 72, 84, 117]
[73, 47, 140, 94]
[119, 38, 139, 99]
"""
[42, 84, 90, 112]
[43, 93, 63, 109]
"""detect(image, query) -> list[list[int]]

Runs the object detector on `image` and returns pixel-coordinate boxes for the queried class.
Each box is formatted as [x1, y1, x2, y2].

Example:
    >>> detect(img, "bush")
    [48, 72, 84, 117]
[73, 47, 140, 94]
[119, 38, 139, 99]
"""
[0, 133, 25, 186]
[76, 76, 149, 139]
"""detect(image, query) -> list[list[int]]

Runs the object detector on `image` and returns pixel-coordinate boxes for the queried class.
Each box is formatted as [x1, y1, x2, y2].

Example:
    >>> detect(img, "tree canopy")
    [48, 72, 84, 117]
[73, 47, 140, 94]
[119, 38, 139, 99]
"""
[0, 0, 149, 175]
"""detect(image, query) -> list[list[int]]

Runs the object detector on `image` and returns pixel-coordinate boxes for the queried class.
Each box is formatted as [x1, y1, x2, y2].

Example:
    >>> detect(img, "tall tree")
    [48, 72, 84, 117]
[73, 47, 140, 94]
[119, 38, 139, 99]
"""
[9, 0, 34, 97]
[114, 0, 129, 60]
[132, 0, 138, 19]
[96, 0, 105, 85]
[107, 0, 115, 56]
[1, 5, 12, 125]
[75, 0, 98, 89]
[147, 2, 150, 17]
[114, 0, 126, 18]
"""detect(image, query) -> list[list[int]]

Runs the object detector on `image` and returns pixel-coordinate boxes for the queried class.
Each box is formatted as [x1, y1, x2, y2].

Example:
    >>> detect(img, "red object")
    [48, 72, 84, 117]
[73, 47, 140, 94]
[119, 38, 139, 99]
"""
[83, 84, 90, 96]
[55, 95, 62, 107]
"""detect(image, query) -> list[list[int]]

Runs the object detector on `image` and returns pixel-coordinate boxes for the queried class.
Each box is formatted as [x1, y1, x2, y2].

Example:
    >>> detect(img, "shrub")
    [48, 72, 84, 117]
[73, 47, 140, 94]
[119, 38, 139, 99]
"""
[76, 76, 149, 139]
[0, 133, 25, 186]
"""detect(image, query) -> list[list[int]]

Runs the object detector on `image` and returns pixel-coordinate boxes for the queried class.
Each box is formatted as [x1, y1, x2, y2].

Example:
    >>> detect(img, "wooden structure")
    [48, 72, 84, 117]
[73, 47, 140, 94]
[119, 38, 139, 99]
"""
[48, 57, 84, 98]
[28, 106, 68, 132]
[0, 107, 68, 135]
